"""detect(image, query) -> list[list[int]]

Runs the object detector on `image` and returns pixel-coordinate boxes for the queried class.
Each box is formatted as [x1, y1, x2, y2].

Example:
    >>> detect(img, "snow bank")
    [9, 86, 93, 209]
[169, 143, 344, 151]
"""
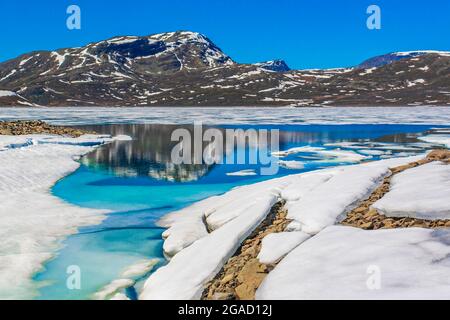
[159, 177, 292, 257]
[256, 226, 450, 299]
[141, 193, 278, 300]
[258, 232, 310, 264]
[0, 135, 35, 150]
[142, 155, 423, 299]
[0, 134, 125, 299]
[372, 162, 450, 219]
[159, 196, 218, 258]
[284, 156, 423, 234]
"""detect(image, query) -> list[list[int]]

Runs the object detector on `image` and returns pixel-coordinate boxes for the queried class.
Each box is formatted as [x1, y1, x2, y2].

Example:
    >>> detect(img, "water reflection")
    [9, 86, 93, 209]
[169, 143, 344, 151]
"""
[78, 124, 437, 182]
[79, 124, 212, 182]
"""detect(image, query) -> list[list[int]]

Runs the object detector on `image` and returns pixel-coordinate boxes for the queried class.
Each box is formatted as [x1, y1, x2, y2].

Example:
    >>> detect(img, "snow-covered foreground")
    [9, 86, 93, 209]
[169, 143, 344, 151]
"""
[258, 232, 310, 264]
[256, 226, 450, 300]
[140, 155, 424, 300]
[0, 107, 449, 125]
[0, 134, 128, 299]
[372, 162, 450, 219]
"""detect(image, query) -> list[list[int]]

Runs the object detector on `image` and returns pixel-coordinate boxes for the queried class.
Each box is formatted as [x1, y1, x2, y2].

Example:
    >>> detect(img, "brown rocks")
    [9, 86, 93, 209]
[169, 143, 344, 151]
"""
[342, 151, 450, 230]
[426, 149, 450, 163]
[0, 120, 91, 137]
[202, 202, 289, 300]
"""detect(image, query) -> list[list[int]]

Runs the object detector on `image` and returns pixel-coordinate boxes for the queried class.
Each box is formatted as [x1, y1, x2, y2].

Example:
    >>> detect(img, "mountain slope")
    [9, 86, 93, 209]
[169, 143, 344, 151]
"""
[0, 31, 449, 107]
[357, 51, 450, 68]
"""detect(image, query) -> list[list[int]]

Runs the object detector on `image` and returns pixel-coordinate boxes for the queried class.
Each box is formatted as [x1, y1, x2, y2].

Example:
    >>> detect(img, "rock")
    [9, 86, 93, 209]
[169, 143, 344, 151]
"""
[0, 120, 91, 137]
[427, 149, 450, 162]
[360, 221, 374, 229]
[212, 292, 234, 300]
[220, 273, 234, 284]
[235, 283, 254, 300]
[366, 208, 379, 217]
[382, 219, 395, 228]
[237, 259, 266, 282]
[243, 246, 256, 256]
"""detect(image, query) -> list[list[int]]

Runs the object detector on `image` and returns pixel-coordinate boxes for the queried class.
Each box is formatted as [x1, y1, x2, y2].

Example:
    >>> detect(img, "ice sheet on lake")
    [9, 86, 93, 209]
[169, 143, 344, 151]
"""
[256, 226, 450, 300]
[93, 279, 135, 300]
[0, 134, 123, 299]
[372, 162, 450, 219]
[120, 258, 160, 278]
[278, 160, 305, 169]
[418, 134, 450, 148]
[0, 106, 449, 125]
[273, 146, 369, 165]
[226, 169, 257, 176]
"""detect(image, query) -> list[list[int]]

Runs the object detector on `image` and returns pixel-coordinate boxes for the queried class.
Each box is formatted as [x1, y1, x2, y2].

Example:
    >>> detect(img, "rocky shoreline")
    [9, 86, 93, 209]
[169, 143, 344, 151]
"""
[202, 202, 289, 300]
[0, 120, 91, 137]
[342, 149, 450, 230]
[201, 149, 450, 300]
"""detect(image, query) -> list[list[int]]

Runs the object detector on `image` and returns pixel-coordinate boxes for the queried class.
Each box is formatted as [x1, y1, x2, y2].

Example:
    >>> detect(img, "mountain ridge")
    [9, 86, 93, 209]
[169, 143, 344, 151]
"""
[0, 31, 449, 107]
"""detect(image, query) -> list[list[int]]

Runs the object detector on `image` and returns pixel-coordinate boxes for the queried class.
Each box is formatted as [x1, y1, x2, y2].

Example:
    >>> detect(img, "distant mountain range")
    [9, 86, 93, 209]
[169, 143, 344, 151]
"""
[0, 31, 449, 107]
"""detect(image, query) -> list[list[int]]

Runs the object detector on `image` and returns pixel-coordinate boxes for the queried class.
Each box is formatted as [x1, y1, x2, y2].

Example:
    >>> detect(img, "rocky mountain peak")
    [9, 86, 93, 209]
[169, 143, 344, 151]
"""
[255, 60, 290, 72]
[89, 31, 234, 69]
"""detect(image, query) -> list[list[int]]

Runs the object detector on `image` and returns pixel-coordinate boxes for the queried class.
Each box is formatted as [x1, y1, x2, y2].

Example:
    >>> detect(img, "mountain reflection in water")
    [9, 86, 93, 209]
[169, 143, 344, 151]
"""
[79, 124, 212, 182]
[77, 124, 432, 183]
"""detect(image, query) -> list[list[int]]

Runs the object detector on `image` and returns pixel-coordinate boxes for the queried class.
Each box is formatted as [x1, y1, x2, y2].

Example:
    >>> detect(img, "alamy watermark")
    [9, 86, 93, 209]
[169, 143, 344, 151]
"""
[66, 265, 81, 290]
[367, 5, 381, 30]
[67, 5, 81, 30]
[170, 122, 280, 175]
[366, 265, 381, 290]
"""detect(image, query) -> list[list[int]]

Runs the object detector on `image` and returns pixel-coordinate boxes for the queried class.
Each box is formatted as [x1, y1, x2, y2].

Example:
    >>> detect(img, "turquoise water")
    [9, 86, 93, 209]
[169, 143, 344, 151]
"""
[34, 166, 243, 300]
[33, 124, 446, 299]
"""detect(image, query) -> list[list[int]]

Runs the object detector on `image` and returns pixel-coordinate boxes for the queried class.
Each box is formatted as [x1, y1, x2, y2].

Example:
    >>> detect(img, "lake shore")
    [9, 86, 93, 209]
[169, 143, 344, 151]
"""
[0, 120, 92, 136]
[202, 149, 450, 300]
[2, 118, 450, 299]
[142, 147, 450, 300]
[0, 123, 129, 299]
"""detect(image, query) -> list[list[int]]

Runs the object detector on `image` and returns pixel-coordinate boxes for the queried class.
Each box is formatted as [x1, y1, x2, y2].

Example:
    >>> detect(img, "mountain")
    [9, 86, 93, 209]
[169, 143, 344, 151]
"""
[0, 31, 449, 107]
[254, 60, 290, 72]
[357, 50, 450, 68]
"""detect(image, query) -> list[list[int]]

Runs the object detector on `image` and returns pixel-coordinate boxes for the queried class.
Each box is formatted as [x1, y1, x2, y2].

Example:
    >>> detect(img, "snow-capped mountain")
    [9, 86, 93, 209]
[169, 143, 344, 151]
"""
[254, 60, 290, 72]
[358, 50, 450, 69]
[0, 31, 449, 107]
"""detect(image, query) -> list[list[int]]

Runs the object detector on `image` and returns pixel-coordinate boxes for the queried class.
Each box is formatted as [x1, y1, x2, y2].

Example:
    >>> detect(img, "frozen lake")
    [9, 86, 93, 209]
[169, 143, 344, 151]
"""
[1, 107, 449, 299]
[0, 106, 449, 125]
[30, 122, 449, 299]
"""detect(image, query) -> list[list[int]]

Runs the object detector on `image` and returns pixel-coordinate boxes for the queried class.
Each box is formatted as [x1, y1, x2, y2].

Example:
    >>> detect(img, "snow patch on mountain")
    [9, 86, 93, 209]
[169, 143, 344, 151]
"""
[0, 90, 16, 97]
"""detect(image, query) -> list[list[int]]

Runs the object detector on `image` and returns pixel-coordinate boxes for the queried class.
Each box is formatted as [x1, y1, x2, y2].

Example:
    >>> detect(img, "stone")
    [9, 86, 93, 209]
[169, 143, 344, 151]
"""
[220, 273, 234, 284]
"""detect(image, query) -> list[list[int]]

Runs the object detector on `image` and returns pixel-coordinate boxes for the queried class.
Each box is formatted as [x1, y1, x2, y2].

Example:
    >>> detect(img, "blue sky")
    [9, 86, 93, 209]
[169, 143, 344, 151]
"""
[1, 0, 449, 69]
